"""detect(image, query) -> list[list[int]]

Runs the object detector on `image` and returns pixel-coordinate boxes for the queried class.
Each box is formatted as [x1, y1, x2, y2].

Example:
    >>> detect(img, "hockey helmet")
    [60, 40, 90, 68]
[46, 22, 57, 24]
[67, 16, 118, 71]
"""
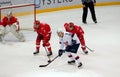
[68, 22, 75, 31]
[34, 20, 40, 29]
[7, 11, 12, 18]
[69, 22, 74, 27]
[57, 28, 63, 33]
[57, 28, 64, 37]
[34, 20, 40, 25]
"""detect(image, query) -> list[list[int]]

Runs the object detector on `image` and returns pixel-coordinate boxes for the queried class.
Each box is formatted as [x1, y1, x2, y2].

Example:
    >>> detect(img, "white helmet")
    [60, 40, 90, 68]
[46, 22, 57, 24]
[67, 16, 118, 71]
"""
[57, 28, 64, 33]
[7, 11, 12, 18]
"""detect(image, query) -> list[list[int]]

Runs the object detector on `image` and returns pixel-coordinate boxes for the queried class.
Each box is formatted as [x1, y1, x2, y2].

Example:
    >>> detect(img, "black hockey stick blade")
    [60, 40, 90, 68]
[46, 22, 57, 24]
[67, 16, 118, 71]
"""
[39, 55, 59, 67]
[39, 64, 49, 67]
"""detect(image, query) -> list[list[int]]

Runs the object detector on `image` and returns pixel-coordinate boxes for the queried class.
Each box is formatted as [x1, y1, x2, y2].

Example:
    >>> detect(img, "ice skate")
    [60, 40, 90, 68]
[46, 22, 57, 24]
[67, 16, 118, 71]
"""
[33, 50, 39, 55]
[68, 60, 75, 64]
[47, 51, 53, 56]
[78, 62, 82, 67]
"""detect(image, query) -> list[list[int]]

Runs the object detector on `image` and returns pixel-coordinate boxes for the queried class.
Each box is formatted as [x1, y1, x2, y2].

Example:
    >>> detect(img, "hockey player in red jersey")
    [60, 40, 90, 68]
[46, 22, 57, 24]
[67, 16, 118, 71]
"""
[33, 20, 53, 56]
[64, 22, 88, 54]
[1, 11, 25, 42]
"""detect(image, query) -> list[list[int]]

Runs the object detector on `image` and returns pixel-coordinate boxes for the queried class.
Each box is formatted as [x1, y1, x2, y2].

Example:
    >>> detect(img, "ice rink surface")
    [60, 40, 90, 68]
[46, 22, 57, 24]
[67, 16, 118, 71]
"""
[0, 5, 120, 77]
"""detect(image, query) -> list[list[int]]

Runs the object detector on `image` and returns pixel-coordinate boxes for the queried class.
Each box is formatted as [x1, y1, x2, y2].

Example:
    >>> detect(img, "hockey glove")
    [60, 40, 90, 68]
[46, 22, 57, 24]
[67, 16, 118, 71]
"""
[42, 40, 48, 47]
[42, 43, 46, 47]
[58, 49, 64, 57]
[72, 39, 76, 45]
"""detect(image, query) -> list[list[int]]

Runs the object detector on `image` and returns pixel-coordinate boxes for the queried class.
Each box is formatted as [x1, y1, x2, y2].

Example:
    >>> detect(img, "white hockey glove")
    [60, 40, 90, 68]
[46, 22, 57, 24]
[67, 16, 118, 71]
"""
[12, 22, 20, 32]
[72, 39, 76, 45]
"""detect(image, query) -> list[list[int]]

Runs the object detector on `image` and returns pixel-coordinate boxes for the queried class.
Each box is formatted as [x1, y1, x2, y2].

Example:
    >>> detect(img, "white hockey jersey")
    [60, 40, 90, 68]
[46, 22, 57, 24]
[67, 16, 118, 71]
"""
[59, 32, 80, 50]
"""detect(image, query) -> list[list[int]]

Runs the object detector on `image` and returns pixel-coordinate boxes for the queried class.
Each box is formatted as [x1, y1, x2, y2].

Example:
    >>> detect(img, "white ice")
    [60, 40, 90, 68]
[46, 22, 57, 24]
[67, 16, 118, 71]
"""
[0, 5, 120, 77]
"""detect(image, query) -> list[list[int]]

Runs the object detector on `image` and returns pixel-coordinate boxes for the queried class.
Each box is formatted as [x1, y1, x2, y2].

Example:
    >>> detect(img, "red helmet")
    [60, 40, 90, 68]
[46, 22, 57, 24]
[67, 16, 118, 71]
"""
[34, 20, 40, 30]
[34, 20, 40, 25]
[69, 22, 74, 27]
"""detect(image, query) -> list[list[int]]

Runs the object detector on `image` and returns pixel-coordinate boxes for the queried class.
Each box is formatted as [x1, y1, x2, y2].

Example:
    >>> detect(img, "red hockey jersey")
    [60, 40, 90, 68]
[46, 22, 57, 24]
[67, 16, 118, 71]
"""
[64, 23, 86, 47]
[64, 23, 84, 37]
[34, 23, 51, 39]
[2, 16, 18, 27]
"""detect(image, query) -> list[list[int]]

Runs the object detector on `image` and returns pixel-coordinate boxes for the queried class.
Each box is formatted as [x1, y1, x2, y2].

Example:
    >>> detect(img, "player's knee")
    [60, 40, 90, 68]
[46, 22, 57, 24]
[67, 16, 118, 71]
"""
[43, 42, 50, 46]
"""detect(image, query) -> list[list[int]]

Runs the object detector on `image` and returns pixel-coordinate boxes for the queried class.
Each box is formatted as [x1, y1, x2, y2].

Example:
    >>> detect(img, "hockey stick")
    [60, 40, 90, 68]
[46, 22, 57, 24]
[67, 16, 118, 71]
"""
[44, 47, 51, 62]
[39, 55, 59, 67]
[86, 46, 94, 52]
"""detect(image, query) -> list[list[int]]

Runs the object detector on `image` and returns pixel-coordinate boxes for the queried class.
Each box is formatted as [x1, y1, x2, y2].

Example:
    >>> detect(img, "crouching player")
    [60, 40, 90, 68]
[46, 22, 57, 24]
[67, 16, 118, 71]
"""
[33, 20, 53, 56]
[64, 22, 88, 54]
[1, 11, 25, 42]
[57, 29, 82, 67]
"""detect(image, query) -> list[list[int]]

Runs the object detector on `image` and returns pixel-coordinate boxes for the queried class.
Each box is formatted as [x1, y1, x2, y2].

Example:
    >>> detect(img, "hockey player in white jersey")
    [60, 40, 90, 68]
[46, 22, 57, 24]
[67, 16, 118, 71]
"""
[57, 29, 82, 67]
